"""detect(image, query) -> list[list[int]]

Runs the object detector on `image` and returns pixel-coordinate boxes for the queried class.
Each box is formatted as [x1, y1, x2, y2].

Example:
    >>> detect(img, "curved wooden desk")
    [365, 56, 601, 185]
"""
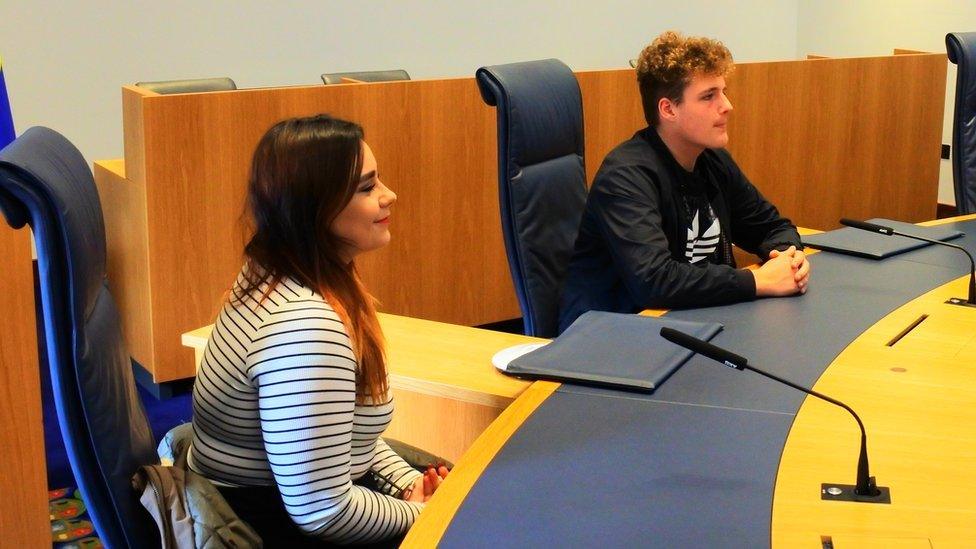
[405, 216, 976, 547]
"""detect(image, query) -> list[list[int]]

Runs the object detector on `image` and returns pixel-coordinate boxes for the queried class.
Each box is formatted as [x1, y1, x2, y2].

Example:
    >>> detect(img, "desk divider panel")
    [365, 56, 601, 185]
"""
[0, 221, 46, 544]
[100, 51, 946, 381]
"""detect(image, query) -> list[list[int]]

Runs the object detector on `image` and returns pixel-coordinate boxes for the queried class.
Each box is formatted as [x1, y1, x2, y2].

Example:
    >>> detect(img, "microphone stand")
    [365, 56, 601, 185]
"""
[839, 218, 976, 308]
[743, 364, 887, 502]
[660, 327, 891, 504]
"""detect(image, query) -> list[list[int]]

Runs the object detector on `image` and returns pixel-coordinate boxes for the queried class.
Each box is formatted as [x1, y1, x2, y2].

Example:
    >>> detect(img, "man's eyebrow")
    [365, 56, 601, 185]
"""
[699, 86, 721, 95]
[359, 170, 377, 182]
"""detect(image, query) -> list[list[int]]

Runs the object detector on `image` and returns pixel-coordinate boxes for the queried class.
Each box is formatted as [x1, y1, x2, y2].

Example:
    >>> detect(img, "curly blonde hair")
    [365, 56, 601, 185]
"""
[636, 31, 734, 126]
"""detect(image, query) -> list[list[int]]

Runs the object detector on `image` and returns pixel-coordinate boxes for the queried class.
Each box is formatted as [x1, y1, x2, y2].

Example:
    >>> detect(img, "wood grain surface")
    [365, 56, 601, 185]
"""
[99, 52, 946, 381]
[0, 223, 46, 545]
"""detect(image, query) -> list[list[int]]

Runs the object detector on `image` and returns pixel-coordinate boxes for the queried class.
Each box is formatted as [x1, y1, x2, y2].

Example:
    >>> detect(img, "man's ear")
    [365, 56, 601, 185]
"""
[658, 97, 677, 123]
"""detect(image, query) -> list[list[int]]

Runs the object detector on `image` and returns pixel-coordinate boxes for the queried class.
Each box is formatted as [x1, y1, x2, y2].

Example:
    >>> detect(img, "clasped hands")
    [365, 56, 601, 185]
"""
[402, 464, 450, 503]
[754, 245, 810, 297]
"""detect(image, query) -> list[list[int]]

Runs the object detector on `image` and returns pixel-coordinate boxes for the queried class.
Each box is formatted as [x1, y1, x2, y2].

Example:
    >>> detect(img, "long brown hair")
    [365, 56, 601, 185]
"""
[236, 114, 388, 403]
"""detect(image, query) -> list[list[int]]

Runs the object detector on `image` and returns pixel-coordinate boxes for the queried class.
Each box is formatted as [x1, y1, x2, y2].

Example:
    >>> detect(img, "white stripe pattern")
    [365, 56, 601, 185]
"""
[188, 272, 423, 543]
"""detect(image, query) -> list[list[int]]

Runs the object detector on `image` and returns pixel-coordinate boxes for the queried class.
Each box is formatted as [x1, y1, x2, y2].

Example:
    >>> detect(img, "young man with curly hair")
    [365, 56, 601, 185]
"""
[558, 31, 810, 332]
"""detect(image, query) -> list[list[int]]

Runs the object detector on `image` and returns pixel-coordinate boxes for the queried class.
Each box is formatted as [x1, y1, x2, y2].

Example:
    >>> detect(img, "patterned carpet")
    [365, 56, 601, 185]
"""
[40, 358, 192, 547]
[49, 486, 101, 548]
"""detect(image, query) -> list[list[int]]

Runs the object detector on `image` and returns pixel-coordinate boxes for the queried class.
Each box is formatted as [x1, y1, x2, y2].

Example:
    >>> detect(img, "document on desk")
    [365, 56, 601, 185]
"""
[506, 311, 722, 393]
[802, 218, 963, 259]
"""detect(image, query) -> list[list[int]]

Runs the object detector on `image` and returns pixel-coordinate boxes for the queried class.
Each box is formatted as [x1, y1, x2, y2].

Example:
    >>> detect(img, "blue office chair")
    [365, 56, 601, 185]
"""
[0, 127, 161, 548]
[476, 59, 588, 338]
[947, 32, 976, 214]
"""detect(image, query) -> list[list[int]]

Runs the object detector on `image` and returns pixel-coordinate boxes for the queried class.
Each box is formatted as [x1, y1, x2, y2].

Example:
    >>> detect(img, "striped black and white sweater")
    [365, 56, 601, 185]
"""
[188, 272, 423, 544]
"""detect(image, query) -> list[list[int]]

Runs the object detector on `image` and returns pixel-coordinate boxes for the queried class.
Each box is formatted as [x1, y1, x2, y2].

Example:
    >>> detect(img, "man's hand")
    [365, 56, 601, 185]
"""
[768, 245, 810, 294]
[754, 246, 809, 297]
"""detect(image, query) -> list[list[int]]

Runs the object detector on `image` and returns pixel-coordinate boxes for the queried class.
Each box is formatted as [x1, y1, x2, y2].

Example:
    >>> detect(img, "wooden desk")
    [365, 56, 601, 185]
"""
[772, 274, 976, 545]
[98, 51, 945, 384]
[772, 215, 976, 545]
[182, 313, 545, 462]
[405, 215, 976, 547]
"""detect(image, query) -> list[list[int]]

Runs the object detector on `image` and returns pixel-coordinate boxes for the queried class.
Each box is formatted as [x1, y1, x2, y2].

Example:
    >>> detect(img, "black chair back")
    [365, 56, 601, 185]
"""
[0, 127, 160, 548]
[476, 59, 587, 337]
[135, 76, 237, 94]
[321, 69, 410, 84]
[947, 32, 976, 214]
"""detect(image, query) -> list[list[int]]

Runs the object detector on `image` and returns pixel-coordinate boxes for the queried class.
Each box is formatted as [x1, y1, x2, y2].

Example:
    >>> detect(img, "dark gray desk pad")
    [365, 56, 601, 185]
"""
[440, 220, 976, 548]
[801, 218, 964, 259]
[507, 312, 723, 393]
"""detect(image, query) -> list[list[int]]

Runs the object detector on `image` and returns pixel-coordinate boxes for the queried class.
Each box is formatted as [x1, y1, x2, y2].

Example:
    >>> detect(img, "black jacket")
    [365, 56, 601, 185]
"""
[558, 127, 801, 333]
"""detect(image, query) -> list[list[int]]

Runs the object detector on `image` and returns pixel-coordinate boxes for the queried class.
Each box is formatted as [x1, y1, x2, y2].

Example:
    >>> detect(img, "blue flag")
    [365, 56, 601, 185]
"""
[0, 56, 15, 149]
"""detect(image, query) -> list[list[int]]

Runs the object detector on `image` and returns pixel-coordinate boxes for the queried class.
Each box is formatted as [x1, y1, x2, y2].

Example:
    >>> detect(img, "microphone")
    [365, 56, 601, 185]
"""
[839, 217, 976, 306]
[660, 327, 891, 504]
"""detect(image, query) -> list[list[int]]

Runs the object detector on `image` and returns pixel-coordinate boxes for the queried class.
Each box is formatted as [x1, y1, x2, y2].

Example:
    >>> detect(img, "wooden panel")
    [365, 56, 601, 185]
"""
[95, 160, 155, 369]
[578, 53, 947, 232]
[577, 68, 645, 185]
[727, 54, 946, 230]
[103, 53, 946, 381]
[122, 85, 152, 186]
[133, 79, 516, 381]
[0, 225, 47, 544]
[384, 390, 500, 464]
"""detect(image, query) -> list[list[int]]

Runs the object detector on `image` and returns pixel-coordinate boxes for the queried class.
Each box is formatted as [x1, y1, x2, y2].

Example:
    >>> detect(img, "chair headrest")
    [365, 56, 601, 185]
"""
[945, 32, 976, 65]
[135, 77, 237, 94]
[321, 70, 411, 84]
[0, 184, 28, 229]
[0, 126, 107, 321]
[475, 59, 583, 167]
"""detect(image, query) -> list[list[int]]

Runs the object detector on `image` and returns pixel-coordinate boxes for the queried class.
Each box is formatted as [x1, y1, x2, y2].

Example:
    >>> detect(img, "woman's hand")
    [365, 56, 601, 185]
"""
[403, 475, 425, 503]
[403, 465, 450, 502]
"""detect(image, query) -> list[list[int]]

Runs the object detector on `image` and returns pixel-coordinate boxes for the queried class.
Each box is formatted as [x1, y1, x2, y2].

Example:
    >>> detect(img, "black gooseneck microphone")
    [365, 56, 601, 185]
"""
[839, 217, 976, 306]
[660, 327, 891, 504]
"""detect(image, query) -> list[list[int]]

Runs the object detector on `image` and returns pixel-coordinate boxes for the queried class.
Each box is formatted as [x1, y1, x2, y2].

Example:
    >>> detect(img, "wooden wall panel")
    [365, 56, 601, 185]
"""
[0, 225, 46, 544]
[123, 79, 517, 380]
[98, 52, 946, 382]
[95, 159, 155, 370]
[727, 54, 946, 230]
[577, 53, 947, 231]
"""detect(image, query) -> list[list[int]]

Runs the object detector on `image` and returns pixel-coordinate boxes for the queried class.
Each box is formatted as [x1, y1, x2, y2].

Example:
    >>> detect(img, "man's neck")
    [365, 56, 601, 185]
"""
[655, 126, 702, 172]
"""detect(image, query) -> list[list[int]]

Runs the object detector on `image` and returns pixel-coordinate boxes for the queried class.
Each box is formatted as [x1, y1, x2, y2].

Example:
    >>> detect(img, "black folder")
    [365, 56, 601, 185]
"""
[802, 218, 963, 259]
[506, 311, 723, 393]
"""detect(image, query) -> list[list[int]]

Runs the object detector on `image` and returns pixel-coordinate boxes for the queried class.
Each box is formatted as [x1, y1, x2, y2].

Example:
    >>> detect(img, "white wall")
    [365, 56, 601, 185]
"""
[0, 1, 798, 163]
[797, 0, 975, 206]
[3, 2, 966, 204]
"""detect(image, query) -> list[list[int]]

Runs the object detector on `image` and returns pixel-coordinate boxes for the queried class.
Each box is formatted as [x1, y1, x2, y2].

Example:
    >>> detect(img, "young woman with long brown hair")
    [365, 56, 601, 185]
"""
[188, 114, 446, 545]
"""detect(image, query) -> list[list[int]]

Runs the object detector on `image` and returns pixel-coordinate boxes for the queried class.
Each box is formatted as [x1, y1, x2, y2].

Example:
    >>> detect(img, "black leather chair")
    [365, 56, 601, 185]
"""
[0, 127, 161, 548]
[476, 59, 588, 338]
[135, 76, 237, 94]
[947, 32, 976, 214]
[321, 70, 410, 84]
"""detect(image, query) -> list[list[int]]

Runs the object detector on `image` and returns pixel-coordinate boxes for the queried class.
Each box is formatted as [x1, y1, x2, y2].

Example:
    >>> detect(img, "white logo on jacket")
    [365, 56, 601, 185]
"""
[685, 210, 721, 263]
